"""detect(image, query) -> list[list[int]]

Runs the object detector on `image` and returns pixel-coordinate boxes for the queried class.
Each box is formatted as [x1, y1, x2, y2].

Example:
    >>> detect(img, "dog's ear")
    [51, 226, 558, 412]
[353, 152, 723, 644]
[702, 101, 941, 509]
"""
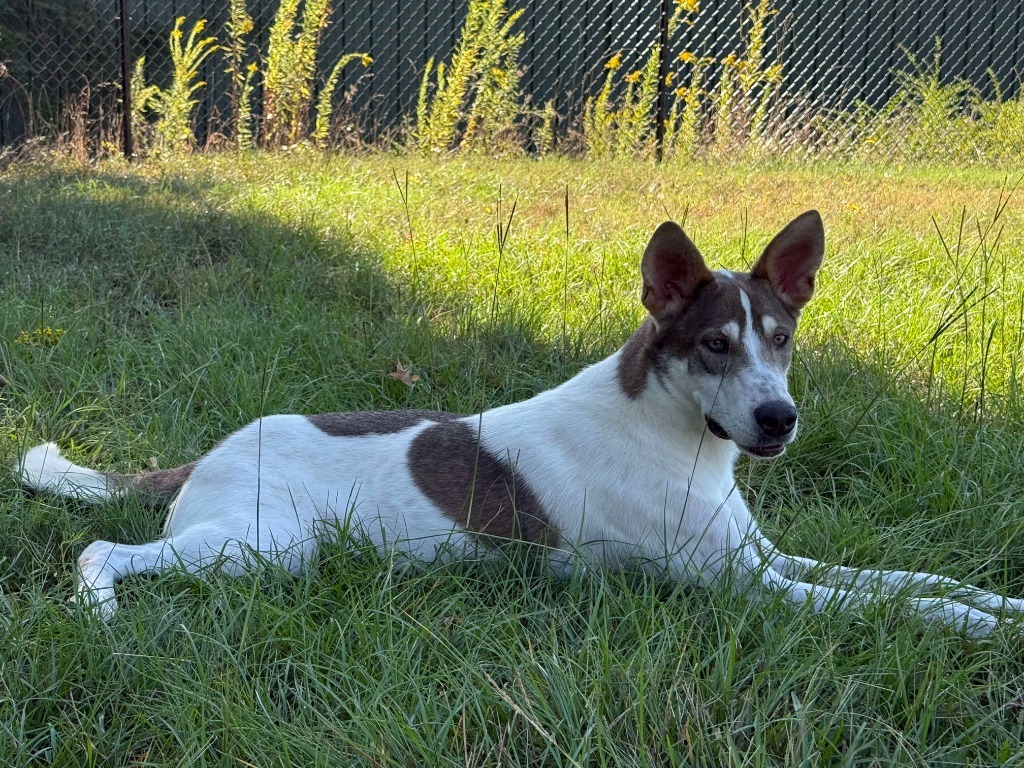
[751, 210, 825, 312]
[640, 221, 714, 324]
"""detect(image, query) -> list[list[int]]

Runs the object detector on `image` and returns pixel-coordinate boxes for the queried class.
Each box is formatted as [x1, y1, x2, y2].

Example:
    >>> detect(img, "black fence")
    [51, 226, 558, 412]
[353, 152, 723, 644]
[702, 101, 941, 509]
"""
[2, 0, 1023, 154]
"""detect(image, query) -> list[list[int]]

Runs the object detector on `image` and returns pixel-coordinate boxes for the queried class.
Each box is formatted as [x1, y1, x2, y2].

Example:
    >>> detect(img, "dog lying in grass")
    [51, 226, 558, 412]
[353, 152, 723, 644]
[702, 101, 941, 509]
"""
[17, 211, 1024, 635]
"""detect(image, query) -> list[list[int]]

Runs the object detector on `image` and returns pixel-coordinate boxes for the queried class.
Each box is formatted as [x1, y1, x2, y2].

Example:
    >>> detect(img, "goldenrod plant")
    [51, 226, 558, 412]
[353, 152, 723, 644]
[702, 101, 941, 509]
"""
[261, 0, 370, 148]
[582, 45, 667, 159]
[415, 0, 525, 154]
[714, 0, 781, 152]
[581, 52, 621, 158]
[663, 51, 711, 158]
[537, 99, 557, 156]
[225, 0, 255, 147]
[129, 56, 160, 150]
[583, 0, 783, 160]
[263, 0, 329, 146]
[614, 48, 661, 157]
[740, 0, 782, 143]
[152, 17, 218, 153]
[971, 72, 1024, 165]
[312, 53, 373, 147]
[583, 0, 702, 159]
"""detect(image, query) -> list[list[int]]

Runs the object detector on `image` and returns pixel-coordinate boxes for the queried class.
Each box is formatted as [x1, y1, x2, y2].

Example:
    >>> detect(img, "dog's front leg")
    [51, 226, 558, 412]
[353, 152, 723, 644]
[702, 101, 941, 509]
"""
[739, 543, 1002, 638]
[758, 540, 1024, 616]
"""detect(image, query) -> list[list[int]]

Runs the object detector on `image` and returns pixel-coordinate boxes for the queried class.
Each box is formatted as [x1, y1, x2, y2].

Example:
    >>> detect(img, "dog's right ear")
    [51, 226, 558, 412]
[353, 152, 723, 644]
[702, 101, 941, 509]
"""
[640, 221, 714, 324]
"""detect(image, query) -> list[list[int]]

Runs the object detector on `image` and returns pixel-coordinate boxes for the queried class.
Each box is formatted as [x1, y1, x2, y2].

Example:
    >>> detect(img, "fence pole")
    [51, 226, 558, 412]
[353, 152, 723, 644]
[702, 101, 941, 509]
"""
[654, 0, 670, 162]
[118, 0, 133, 159]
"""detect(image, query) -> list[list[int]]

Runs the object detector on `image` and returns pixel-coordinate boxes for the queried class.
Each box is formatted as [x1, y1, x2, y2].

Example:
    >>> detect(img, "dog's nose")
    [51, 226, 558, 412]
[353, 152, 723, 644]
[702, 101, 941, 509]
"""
[754, 401, 797, 439]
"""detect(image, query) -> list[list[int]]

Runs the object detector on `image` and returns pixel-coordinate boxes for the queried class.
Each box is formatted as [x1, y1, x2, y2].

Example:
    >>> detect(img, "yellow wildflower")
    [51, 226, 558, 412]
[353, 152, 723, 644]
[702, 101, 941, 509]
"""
[664, 71, 676, 84]
[679, 51, 697, 64]
[15, 327, 65, 347]
[624, 70, 641, 84]
[247, 62, 258, 73]
[675, 0, 699, 12]
[721, 53, 738, 67]
[360, 54, 374, 66]
[605, 52, 622, 70]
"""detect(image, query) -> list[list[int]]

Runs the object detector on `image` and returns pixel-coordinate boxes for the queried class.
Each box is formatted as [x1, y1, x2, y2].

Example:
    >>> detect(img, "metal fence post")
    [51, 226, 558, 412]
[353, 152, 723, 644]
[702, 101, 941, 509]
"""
[119, 0, 133, 160]
[654, 0, 670, 162]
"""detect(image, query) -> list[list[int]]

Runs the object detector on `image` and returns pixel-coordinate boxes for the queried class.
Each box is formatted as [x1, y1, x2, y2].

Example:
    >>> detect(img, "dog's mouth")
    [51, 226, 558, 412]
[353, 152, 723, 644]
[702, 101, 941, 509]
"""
[704, 416, 731, 441]
[705, 416, 787, 459]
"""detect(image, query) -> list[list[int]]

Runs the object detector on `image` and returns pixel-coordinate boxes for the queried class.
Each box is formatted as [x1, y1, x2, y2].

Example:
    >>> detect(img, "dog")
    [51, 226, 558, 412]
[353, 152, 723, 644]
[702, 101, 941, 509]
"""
[16, 211, 1024, 635]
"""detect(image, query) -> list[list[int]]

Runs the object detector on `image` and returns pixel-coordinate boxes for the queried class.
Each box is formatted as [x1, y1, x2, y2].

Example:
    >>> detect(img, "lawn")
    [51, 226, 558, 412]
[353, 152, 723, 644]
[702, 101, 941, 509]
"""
[1, 153, 1023, 766]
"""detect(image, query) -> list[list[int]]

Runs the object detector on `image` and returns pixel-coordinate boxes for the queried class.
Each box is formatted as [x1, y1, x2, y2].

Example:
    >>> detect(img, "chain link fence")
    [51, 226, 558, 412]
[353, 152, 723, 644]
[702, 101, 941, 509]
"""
[1, 0, 1022, 161]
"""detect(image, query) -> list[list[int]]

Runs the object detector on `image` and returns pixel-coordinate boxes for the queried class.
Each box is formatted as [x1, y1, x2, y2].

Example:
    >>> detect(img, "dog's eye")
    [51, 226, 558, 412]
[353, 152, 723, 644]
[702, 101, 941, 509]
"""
[773, 333, 789, 347]
[705, 338, 729, 353]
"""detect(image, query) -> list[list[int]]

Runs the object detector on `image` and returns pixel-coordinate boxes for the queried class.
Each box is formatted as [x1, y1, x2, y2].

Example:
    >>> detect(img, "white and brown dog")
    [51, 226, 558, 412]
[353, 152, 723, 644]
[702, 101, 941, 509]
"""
[17, 211, 1024, 635]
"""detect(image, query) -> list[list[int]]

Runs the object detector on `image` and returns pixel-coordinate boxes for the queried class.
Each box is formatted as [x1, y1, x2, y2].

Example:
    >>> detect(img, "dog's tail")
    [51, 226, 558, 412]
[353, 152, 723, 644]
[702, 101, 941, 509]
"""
[17, 442, 195, 505]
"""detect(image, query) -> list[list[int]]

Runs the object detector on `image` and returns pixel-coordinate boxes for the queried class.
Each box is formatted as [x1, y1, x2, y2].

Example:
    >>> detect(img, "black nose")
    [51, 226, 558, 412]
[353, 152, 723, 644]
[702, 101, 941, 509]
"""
[754, 401, 797, 439]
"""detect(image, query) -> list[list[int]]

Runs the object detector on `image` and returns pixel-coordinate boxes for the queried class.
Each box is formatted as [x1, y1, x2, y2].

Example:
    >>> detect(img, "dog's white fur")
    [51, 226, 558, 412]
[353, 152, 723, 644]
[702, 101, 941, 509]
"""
[17, 212, 1024, 635]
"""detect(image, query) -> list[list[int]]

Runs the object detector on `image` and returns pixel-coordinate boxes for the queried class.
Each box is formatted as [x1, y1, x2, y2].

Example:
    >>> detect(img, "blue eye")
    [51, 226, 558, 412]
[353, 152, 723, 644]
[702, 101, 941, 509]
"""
[705, 338, 729, 353]
[773, 333, 789, 347]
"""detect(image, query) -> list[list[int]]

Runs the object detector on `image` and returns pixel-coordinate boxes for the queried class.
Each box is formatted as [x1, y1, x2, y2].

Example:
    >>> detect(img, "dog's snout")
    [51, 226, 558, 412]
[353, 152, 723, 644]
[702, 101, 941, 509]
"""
[754, 401, 797, 439]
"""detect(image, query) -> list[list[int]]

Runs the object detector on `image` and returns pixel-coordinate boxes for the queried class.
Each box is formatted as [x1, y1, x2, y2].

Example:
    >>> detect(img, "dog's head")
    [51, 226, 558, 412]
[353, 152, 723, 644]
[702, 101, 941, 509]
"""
[621, 211, 825, 458]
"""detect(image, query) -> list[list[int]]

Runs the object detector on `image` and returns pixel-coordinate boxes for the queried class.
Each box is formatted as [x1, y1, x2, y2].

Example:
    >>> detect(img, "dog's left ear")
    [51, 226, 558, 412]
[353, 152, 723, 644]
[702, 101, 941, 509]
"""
[751, 210, 825, 312]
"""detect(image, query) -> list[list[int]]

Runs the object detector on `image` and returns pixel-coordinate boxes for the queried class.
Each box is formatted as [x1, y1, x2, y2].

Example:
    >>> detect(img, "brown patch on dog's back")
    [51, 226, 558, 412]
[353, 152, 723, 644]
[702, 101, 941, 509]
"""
[409, 421, 558, 547]
[307, 410, 459, 437]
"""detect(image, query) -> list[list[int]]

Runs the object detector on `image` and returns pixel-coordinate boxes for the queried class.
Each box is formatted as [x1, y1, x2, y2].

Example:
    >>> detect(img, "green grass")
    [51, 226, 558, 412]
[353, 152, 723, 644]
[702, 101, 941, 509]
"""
[1, 152, 1024, 766]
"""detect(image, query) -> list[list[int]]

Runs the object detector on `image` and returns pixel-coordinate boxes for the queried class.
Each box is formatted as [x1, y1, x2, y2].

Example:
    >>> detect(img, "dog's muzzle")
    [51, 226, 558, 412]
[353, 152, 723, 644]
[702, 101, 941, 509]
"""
[705, 403, 796, 459]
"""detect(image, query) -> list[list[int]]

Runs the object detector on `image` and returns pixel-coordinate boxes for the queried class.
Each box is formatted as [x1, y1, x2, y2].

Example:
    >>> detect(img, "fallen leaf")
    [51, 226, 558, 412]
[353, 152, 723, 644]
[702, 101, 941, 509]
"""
[388, 360, 420, 388]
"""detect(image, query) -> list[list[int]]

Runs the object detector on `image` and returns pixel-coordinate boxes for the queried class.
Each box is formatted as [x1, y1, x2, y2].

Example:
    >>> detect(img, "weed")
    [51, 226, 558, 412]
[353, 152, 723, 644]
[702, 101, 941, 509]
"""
[887, 40, 975, 163]
[312, 53, 373, 148]
[415, 0, 525, 154]
[152, 17, 218, 154]
[263, 0, 330, 147]
[129, 56, 160, 152]
[537, 99, 558, 156]
[814, 39, 1024, 166]
[261, 0, 370, 148]
[14, 326, 65, 346]
[614, 48, 662, 158]
[582, 0, 783, 160]
[970, 72, 1024, 165]
[663, 52, 710, 158]
[225, 0, 256, 147]
[583, 41, 667, 160]
[581, 53, 621, 159]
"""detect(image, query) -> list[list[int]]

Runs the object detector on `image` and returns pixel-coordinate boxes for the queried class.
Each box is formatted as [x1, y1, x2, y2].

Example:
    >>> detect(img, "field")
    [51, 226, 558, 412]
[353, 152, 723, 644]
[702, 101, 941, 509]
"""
[1, 153, 1023, 765]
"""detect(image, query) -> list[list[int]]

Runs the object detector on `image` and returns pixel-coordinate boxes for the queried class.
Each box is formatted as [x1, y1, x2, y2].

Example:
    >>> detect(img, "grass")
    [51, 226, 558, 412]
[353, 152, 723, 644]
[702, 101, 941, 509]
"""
[1, 152, 1023, 765]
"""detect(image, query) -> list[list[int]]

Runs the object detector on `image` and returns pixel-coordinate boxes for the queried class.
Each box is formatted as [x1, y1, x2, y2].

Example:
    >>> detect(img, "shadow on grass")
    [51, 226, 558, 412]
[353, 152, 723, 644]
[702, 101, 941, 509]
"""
[0, 163, 582, 586]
